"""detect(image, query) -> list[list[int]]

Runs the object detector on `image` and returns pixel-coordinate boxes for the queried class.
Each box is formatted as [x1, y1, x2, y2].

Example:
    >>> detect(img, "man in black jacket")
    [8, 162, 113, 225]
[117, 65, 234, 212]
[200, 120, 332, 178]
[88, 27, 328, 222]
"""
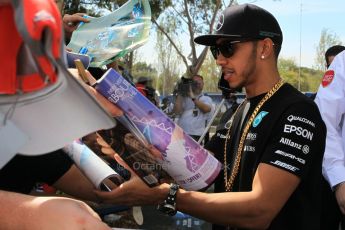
[96, 4, 326, 230]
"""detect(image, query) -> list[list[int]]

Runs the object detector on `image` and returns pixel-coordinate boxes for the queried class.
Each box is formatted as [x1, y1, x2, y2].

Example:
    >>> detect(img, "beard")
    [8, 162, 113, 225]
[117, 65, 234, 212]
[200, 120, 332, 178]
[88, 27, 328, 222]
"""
[228, 42, 258, 90]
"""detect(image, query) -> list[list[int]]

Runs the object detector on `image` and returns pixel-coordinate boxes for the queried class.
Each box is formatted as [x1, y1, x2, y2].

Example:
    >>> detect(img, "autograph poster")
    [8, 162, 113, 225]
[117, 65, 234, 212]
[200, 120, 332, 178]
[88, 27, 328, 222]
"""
[95, 69, 222, 190]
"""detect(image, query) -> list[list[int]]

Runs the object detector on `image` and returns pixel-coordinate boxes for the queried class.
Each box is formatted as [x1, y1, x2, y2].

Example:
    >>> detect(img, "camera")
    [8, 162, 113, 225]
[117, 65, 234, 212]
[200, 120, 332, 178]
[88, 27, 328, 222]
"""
[174, 76, 198, 97]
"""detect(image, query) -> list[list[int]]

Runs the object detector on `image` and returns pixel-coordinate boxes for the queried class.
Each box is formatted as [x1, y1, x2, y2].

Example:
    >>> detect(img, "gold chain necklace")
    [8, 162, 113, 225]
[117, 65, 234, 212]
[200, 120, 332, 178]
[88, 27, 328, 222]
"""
[223, 79, 285, 192]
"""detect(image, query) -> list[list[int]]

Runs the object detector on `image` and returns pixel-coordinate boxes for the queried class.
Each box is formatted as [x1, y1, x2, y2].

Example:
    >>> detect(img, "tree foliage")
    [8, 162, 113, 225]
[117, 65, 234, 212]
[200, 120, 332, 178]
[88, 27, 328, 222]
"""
[155, 25, 182, 96]
[314, 28, 343, 71]
[61, 0, 325, 95]
[131, 61, 158, 81]
[63, 0, 125, 15]
[150, 0, 232, 76]
[61, 0, 237, 78]
[279, 57, 323, 92]
[198, 52, 221, 92]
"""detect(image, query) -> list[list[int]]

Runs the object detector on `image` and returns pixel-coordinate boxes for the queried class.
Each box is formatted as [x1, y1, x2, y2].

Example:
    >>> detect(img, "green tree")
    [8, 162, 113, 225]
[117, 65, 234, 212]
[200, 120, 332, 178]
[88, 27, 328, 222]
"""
[151, 0, 237, 76]
[155, 26, 182, 96]
[63, 0, 122, 15]
[279, 57, 300, 88]
[278, 57, 323, 92]
[314, 28, 343, 71]
[131, 62, 158, 82]
[61, 0, 164, 72]
[61, 0, 239, 77]
[198, 52, 221, 92]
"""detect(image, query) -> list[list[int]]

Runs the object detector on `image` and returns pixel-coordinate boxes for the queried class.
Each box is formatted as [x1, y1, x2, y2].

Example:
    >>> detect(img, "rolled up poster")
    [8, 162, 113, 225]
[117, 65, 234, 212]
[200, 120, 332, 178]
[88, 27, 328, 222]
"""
[94, 69, 222, 190]
[63, 140, 124, 191]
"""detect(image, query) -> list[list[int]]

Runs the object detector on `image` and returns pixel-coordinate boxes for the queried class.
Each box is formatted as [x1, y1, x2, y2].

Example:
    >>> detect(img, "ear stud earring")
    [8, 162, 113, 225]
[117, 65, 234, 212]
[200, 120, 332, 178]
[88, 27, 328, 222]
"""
[261, 55, 265, 59]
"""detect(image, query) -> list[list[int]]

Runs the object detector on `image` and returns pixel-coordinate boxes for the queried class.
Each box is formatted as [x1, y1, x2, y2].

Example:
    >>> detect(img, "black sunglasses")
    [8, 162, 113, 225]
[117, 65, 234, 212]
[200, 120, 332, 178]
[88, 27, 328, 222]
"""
[210, 40, 257, 59]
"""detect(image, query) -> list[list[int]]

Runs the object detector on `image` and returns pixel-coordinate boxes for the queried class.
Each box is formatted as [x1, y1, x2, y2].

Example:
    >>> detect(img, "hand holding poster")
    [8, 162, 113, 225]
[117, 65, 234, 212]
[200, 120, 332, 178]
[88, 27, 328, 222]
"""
[94, 69, 222, 191]
[63, 140, 124, 191]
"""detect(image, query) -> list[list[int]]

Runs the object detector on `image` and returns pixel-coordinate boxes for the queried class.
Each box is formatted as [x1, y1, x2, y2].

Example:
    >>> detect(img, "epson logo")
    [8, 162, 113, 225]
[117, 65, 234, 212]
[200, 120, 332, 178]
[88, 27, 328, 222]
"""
[283, 124, 313, 141]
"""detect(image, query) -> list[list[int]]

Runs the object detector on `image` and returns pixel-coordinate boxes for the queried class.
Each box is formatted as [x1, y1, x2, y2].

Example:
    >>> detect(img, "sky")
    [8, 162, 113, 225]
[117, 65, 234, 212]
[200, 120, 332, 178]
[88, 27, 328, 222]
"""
[136, 0, 345, 69]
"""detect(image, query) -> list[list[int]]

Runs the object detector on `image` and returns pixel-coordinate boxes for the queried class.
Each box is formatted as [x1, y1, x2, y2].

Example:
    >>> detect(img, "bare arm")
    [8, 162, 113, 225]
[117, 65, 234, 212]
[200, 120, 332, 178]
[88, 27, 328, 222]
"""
[172, 95, 184, 115]
[96, 158, 300, 229]
[0, 190, 110, 230]
[193, 98, 212, 113]
[335, 183, 345, 214]
[176, 163, 299, 229]
[63, 13, 90, 39]
[53, 165, 101, 202]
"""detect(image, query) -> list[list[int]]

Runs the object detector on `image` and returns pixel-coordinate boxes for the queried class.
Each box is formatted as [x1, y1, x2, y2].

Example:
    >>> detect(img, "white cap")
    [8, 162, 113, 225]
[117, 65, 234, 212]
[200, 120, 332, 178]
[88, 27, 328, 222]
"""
[0, 0, 116, 168]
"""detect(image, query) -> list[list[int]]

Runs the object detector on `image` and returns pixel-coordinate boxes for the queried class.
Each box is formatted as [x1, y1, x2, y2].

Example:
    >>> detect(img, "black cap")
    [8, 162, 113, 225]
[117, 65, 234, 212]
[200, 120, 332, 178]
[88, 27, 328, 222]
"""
[194, 4, 282, 46]
[137, 76, 150, 84]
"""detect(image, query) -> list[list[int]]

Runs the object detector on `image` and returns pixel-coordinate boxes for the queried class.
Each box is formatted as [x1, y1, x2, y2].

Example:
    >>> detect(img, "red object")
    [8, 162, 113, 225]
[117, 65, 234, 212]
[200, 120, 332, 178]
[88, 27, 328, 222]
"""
[321, 70, 335, 87]
[135, 83, 147, 97]
[0, 0, 62, 94]
[42, 183, 57, 194]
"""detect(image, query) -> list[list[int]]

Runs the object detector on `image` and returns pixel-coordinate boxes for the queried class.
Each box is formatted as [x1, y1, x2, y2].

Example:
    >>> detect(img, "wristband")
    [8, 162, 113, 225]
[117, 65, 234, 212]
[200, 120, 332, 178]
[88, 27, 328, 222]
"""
[157, 183, 179, 216]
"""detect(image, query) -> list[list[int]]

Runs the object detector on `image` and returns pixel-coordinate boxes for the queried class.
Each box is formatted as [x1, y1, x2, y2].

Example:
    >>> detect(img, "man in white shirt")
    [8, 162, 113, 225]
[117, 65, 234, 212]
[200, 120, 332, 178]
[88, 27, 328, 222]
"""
[315, 50, 345, 229]
[173, 75, 214, 143]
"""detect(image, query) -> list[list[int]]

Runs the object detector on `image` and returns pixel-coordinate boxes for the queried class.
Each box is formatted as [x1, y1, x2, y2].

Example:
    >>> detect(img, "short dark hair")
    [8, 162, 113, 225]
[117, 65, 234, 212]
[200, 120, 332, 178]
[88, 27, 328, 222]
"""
[137, 76, 150, 84]
[193, 75, 203, 80]
[325, 45, 345, 66]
